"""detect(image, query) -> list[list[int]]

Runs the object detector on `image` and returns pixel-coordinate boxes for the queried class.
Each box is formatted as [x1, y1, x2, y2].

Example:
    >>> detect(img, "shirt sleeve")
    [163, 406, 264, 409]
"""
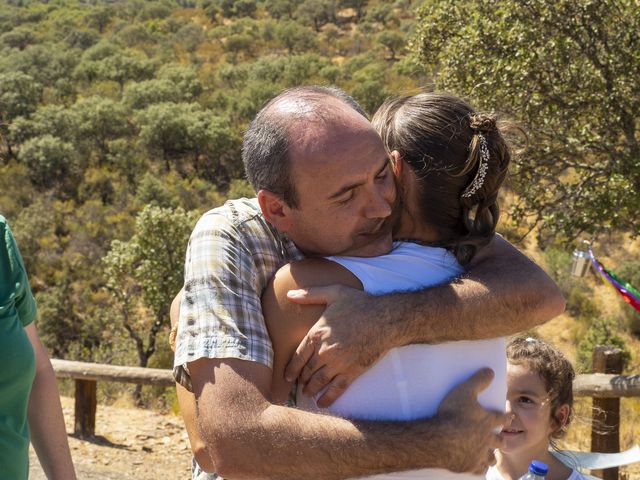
[173, 211, 273, 391]
[1, 218, 37, 327]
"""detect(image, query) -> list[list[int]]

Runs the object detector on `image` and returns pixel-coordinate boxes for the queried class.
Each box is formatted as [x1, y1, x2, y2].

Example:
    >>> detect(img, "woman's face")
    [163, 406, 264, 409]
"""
[500, 362, 556, 456]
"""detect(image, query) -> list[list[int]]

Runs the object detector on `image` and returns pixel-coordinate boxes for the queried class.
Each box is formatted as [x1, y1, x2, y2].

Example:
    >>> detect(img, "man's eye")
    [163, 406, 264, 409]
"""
[337, 192, 354, 205]
[376, 167, 389, 181]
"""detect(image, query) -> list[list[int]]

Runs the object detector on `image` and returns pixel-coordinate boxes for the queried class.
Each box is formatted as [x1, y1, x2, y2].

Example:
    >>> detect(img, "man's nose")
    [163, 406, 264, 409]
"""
[364, 186, 393, 219]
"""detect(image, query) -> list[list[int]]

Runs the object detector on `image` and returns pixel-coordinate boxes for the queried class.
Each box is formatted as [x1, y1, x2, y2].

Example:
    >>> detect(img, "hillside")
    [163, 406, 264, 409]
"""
[0, 0, 424, 394]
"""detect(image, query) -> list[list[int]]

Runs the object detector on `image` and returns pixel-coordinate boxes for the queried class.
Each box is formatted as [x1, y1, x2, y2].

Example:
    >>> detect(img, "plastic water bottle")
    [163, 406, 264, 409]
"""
[519, 460, 548, 479]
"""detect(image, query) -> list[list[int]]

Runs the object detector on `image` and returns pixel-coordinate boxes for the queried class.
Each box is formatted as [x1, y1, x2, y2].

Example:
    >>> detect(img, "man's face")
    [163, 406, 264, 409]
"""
[283, 102, 396, 257]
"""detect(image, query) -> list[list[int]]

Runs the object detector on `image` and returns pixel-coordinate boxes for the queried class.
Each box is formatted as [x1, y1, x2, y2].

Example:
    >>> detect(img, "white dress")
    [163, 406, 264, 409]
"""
[297, 241, 507, 480]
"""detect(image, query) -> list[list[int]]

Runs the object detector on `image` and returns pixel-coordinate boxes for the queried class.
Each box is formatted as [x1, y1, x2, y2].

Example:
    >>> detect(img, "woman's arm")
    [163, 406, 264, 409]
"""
[263, 258, 362, 403]
[25, 323, 77, 480]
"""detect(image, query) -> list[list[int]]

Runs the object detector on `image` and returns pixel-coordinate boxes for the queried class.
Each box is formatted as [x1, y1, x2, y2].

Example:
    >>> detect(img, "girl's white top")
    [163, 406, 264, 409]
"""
[297, 241, 507, 479]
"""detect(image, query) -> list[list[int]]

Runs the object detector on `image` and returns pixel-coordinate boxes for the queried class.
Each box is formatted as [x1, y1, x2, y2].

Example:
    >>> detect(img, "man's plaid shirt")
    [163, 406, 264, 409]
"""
[173, 198, 304, 391]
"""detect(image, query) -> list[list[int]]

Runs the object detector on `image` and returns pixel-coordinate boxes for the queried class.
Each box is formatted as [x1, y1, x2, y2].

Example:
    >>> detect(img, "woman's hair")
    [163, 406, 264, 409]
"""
[372, 92, 515, 265]
[507, 336, 576, 439]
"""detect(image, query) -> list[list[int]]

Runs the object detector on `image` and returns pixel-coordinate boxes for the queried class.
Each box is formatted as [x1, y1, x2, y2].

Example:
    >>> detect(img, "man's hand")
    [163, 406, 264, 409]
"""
[435, 368, 506, 475]
[286, 285, 389, 407]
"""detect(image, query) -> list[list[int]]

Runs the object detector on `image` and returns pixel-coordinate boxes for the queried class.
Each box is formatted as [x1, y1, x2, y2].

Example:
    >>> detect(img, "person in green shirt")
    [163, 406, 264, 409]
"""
[0, 215, 76, 480]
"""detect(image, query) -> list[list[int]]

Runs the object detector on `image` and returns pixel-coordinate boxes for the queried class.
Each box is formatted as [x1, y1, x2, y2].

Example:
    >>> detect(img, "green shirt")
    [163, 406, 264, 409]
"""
[0, 215, 37, 480]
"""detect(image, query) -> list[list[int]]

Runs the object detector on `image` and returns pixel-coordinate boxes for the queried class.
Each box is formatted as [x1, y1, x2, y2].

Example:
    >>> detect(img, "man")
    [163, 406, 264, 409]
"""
[173, 85, 565, 479]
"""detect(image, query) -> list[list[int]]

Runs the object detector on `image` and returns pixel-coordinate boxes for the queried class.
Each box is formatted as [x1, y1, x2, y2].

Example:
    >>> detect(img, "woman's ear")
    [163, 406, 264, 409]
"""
[552, 404, 571, 432]
[389, 150, 403, 177]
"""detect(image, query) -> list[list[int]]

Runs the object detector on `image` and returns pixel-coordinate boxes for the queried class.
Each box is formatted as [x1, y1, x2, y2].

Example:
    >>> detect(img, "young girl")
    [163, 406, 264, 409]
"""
[487, 336, 586, 480]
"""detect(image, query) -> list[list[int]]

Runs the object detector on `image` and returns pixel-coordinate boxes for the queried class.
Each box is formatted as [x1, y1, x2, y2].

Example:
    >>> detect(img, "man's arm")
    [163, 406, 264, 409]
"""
[171, 290, 215, 472]
[190, 357, 504, 480]
[287, 236, 565, 404]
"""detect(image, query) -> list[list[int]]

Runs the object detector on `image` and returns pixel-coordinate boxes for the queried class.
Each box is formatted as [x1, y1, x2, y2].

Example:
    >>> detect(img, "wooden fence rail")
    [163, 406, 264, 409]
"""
[51, 359, 174, 437]
[52, 353, 640, 478]
[574, 373, 640, 398]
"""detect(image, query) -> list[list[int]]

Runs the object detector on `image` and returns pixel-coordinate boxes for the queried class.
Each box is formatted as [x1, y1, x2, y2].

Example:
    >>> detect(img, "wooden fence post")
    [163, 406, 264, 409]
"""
[74, 379, 97, 437]
[591, 345, 623, 480]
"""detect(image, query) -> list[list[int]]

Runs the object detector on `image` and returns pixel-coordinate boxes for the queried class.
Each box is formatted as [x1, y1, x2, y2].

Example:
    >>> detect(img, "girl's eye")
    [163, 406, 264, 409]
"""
[518, 396, 534, 405]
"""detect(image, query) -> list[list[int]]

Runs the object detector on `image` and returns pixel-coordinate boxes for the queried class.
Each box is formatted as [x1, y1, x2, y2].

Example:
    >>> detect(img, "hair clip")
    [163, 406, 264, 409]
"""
[461, 134, 489, 198]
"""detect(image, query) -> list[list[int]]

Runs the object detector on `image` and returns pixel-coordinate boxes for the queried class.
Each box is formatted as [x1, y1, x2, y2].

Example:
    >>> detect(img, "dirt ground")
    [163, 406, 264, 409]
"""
[29, 396, 193, 479]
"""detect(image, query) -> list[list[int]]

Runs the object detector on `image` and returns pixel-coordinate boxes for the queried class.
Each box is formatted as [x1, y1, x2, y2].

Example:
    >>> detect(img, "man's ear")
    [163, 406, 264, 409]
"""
[389, 150, 403, 177]
[257, 189, 293, 231]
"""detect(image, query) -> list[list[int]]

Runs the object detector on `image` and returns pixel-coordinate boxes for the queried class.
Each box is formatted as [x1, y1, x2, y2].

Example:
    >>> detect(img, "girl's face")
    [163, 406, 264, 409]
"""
[501, 362, 556, 455]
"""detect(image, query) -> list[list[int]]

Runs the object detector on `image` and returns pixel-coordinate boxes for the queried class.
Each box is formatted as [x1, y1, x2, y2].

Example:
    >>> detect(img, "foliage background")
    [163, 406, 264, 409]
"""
[0, 0, 638, 422]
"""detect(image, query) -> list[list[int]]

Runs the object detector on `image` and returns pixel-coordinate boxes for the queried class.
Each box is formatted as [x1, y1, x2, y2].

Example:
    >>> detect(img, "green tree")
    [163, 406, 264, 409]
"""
[377, 30, 404, 60]
[114, 24, 152, 47]
[340, 0, 368, 22]
[0, 71, 42, 160]
[364, 4, 395, 27]
[74, 44, 155, 90]
[2, 44, 79, 87]
[414, 0, 640, 241]
[135, 102, 236, 177]
[138, 3, 172, 21]
[64, 29, 101, 50]
[296, 0, 337, 32]
[204, 0, 257, 18]
[263, 0, 303, 19]
[576, 317, 631, 373]
[174, 22, 204, 52]
[84, 7, 113, 33]
[274, 21, 317, 54]
[122, 79, 182, 109]
[1, 27, 35, 50]
[18, 135, 77, 191]
[103, 205, 197, 400]
[8, 104, 78, 145]
[72, 96, 131, 164]
[223, 33, 254, 62]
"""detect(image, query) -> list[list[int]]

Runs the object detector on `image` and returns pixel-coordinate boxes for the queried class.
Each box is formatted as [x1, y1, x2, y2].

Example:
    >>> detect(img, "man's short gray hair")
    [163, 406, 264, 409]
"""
[242, 85, 367, 208]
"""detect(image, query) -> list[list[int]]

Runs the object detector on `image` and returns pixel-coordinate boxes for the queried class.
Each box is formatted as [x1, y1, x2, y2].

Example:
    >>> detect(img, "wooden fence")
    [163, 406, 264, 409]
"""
[52, 346, 640, 479]
[51, 359, 174, 438]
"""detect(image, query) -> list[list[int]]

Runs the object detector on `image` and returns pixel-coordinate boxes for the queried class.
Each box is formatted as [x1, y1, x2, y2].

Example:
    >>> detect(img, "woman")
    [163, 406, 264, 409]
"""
[0, 215, 77, 479]
[263, 92, 514, 478]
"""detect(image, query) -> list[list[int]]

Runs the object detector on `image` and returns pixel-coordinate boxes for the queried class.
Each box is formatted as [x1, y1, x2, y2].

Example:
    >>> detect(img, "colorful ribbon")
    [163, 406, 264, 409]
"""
[589, 249, 640, 313]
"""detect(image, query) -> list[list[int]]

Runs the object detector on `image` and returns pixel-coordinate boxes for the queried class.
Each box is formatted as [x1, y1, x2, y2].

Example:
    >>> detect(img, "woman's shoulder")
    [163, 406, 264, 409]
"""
[271, 257, 362, 294]
[387, 240, 463, 275]
[393, 240, 458, 259]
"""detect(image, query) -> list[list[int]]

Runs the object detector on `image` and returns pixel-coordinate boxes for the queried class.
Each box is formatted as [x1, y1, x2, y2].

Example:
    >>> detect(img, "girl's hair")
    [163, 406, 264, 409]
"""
[371, 92, 515, 265]
[507, 336, 576, 439]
